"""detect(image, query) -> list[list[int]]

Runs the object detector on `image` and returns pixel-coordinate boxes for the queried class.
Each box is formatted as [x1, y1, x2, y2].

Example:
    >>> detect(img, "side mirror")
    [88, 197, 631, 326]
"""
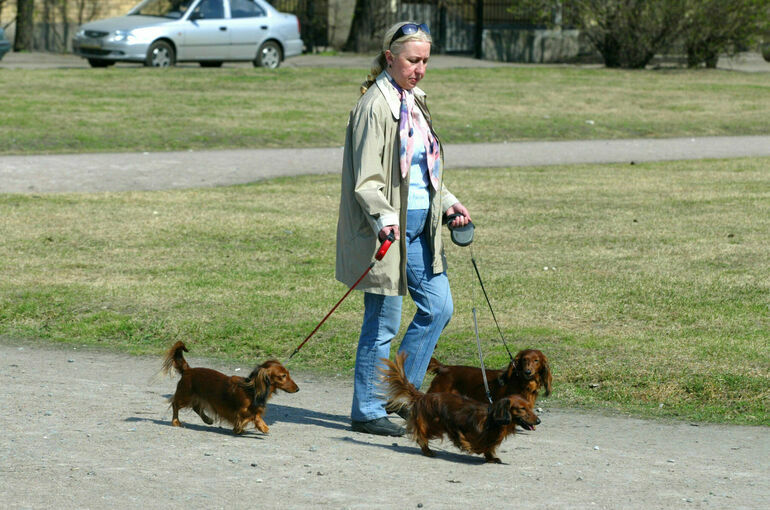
[188, 12, 202, 21]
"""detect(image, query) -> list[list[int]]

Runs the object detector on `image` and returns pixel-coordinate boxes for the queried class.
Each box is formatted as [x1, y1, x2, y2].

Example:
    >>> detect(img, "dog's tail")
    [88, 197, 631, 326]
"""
[426, 356, 444, 375]
[380, 352, 423, 412]
[161, 341, 190, 376]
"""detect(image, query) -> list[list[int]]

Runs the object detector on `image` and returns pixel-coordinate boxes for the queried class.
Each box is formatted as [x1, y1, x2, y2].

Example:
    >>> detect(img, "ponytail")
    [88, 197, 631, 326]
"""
[360, 52, 388, 95]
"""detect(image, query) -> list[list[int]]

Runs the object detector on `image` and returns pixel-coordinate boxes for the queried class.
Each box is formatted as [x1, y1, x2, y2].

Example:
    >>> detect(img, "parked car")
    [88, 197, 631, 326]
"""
[72, 0, 302, 68]
[0, 28, 11, 61]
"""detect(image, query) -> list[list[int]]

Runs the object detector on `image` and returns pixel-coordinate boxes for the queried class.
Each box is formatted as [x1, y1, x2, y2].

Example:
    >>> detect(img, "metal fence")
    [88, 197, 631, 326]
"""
[269, 0, 575, 55]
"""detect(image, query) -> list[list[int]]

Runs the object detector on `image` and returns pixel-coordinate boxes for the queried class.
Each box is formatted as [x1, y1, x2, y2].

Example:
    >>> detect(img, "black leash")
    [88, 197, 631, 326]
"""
[446, 213, 511, 405]
[446, 214, 515, 363]
[469, 245, 515, 363]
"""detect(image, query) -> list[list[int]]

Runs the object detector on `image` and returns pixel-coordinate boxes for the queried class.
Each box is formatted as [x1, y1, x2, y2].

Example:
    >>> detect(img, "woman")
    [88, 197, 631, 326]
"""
[336, 21, 471, 436]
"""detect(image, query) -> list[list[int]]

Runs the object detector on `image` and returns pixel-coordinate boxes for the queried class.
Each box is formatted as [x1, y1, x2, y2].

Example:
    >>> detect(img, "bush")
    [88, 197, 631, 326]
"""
[681, 0, 770, 68]
[568, 0, 687, 69]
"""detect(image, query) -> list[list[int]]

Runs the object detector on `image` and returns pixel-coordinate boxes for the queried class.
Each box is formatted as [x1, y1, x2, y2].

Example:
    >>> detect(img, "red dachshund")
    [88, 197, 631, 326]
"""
[427, 349, 552, 407]
[161, 341, 299, 435]
[381, 352, 540, 463]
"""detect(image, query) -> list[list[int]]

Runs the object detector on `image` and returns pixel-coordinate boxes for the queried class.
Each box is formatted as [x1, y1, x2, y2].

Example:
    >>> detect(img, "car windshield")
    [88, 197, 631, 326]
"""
[131, 0, 197, 19]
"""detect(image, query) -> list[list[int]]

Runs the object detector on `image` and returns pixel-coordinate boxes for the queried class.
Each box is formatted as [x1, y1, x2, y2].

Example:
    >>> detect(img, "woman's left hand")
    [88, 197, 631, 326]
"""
[446, 203, 471, 227]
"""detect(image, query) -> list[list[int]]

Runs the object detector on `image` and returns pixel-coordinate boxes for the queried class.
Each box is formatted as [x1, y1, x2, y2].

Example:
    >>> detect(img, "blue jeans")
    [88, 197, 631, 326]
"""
[351, 208, 453, 422]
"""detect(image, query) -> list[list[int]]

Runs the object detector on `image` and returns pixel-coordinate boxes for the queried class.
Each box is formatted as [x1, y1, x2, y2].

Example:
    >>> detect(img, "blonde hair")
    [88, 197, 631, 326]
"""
[359, 21, 432, 95]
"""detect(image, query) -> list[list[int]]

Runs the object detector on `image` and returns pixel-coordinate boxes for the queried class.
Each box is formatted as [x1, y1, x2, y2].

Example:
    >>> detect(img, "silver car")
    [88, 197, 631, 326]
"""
[72, 0, 303, 68]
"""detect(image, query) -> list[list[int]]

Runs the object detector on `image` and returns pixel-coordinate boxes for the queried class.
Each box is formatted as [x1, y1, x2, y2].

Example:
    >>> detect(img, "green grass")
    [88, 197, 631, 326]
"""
[1, 66, 769, 154]
[1, 158, 768, 425]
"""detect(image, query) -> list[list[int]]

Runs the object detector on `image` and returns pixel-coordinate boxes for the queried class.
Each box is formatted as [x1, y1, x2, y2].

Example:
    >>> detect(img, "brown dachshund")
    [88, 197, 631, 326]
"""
[161, 341, 299, 435]
[381, 352, 540, 463]
[427, 349, 552, 407]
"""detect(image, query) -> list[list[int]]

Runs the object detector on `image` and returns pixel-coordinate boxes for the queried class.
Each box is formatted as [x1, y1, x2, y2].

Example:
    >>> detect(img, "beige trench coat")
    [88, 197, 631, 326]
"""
[335, 72, 459, 296]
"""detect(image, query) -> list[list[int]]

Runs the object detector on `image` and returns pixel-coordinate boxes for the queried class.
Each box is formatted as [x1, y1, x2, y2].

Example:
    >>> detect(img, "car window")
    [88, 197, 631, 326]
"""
[132, 0, 196, 19]
[230, 0, 265, 19]
[191, 0, 225, 19]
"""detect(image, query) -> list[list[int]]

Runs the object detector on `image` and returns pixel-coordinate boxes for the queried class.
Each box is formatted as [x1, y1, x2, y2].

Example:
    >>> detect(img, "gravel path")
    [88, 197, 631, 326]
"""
[1, 339, 768, 510]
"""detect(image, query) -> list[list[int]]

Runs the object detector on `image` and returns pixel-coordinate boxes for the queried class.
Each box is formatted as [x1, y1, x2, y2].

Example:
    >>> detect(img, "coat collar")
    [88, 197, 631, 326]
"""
[375, 71, 425, 120]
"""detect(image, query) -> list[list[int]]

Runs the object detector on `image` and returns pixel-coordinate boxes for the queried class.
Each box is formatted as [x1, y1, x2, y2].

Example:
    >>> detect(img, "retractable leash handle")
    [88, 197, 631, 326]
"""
[374, 231, 394, 260]
[444, 213, 474, 247]
[288, 232, 396, 361]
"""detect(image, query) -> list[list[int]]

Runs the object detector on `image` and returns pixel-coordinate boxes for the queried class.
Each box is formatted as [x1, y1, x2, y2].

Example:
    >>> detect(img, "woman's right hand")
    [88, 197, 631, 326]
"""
[379, 225, 400, 241]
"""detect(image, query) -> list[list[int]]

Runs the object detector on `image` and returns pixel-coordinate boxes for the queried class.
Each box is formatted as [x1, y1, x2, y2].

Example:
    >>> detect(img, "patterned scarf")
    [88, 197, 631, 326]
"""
[389, 76, 440, 190]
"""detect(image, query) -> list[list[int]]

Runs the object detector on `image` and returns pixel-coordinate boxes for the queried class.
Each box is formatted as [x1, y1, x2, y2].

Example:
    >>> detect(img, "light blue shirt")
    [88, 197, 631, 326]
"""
[407, 133, 430, 210]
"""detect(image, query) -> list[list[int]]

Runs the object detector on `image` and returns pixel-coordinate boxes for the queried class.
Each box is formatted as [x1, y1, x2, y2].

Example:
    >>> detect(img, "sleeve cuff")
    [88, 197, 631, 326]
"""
[374, 212, 400, 234]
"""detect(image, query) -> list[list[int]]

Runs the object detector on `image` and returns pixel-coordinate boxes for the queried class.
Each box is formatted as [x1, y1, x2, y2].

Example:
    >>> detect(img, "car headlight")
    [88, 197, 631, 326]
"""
[75, 28, 85, 37]
[109, 30, 135, 42]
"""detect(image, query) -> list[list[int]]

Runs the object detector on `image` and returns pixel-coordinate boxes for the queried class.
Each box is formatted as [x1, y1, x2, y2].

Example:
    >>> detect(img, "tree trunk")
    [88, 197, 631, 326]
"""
[343, 0, 396, 53]
[14, 0, 35, 52]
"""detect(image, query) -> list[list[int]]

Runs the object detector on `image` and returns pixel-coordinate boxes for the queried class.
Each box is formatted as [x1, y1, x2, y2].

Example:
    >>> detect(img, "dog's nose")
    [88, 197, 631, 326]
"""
[535, 417, 541, 425]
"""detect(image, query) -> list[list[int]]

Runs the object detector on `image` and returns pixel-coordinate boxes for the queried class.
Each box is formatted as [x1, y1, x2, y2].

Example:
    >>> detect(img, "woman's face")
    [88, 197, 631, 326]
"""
[386, 40, 431, 90]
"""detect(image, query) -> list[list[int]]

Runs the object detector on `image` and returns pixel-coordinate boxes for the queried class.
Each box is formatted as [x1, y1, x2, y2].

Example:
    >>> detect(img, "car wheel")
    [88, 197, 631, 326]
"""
[88, 59, 115, 68]
[199, 61, 223, 68]
[145, 40, 175, 67]
[253, 41, 282, 69]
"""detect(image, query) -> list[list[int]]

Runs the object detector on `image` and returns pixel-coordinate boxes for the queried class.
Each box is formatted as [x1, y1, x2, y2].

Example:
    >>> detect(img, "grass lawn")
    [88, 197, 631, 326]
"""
[1, 66, 769, 154]
[1, 157, 768, 425]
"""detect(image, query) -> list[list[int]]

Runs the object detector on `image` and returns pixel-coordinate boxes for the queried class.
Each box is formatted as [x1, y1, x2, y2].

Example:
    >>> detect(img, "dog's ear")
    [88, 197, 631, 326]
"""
[502, 359, 516, 382]
[540, 357, 552, 397]
[491, 399, 512, 425]
[248, 369, 272, 408]
[513, 350, 527, 376]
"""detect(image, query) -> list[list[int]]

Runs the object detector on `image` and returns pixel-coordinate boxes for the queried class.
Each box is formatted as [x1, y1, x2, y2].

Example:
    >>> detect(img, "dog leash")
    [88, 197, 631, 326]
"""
[287, 232, 395, 362]
[446, 214, 515, 363]
[469, 247, 515, 363]
[447, 215, 493, 404]
[471, 304, 493, 405]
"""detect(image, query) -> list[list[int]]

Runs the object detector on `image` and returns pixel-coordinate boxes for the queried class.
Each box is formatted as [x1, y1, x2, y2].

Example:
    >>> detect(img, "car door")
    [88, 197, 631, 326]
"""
[226, 0, 269, 60]
[181, 0, 230, 60]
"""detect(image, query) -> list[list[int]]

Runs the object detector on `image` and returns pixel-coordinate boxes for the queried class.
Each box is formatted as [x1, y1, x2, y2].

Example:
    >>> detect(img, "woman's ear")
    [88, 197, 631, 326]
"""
[385, 49, 394, 67]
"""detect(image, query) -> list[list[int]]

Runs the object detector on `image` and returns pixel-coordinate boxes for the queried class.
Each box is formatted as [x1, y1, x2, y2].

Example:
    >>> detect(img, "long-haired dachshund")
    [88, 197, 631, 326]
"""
[161, 341, 299, 435]
[381, 352, 540, 463]
[427, 348, 552, 407]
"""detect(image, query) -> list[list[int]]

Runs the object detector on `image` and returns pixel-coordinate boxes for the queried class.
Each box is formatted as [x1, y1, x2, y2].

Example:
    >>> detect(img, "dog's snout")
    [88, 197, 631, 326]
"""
[535, 416, 541, 425]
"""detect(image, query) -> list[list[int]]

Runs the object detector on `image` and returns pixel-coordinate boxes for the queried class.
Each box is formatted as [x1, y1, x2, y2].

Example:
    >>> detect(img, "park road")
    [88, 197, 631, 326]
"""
[2, 135, 770, 193]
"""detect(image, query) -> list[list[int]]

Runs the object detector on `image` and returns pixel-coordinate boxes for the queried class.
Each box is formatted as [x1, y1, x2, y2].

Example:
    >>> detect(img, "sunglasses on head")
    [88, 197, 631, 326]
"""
[389, 23, 430, 48]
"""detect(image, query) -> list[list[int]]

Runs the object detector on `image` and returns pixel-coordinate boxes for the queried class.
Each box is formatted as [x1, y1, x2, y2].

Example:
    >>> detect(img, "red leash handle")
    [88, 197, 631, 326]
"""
[375, 231, 396, 261]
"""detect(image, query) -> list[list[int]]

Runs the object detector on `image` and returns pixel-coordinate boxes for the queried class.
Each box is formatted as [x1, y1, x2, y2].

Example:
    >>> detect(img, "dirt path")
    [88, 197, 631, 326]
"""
[1, 339, 767, 509]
